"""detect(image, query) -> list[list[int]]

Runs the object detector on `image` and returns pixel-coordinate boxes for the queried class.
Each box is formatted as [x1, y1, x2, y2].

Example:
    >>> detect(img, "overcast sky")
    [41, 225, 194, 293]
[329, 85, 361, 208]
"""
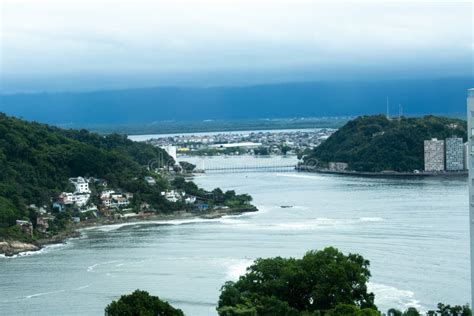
[1, 0, 473, 92]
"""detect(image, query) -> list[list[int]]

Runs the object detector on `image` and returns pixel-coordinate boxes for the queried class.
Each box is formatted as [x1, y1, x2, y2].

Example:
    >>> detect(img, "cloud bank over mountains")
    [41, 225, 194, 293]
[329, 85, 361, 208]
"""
[1, 0, 472, 92]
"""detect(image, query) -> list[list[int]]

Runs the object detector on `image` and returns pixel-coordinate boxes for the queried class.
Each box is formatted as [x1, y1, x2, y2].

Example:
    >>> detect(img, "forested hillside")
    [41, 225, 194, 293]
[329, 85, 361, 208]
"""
[304, 115, 467, 172]
[0, 113, 256, 244]
[0, 113, 173, 228]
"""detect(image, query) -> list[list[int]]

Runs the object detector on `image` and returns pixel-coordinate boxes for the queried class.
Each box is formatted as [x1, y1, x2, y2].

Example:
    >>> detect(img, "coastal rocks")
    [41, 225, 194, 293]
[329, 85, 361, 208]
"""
[0, 241, 39, 257]
[0, 231, 81, 257]
[200, 206, 258, 219]
[35, 231, 81, 247]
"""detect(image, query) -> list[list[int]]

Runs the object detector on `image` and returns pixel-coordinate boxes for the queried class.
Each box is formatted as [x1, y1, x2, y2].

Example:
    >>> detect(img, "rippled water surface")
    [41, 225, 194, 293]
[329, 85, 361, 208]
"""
[0, 156, 469, 315]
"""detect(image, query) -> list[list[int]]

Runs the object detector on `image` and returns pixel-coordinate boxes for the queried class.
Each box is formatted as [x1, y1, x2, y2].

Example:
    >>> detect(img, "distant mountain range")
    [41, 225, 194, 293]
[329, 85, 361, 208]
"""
[0, 78, 472, 125]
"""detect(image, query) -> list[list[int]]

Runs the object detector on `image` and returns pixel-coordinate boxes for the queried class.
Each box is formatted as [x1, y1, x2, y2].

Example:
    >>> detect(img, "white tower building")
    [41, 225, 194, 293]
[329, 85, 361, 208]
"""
[467, 88, 474, 307]
[160, 145, 177, 161]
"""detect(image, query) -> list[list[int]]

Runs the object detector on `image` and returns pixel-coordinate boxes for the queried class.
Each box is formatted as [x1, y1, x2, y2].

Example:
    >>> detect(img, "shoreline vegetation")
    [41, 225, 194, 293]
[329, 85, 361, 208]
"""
[0, 206, 258, 257]
[0, 113, 258, 257]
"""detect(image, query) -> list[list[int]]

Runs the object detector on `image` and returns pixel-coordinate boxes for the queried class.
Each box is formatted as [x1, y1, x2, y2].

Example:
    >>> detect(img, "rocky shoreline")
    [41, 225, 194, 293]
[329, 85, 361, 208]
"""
[0, 241, 40, 256]
[0, 230, 81, 257]
[0, 207, 257, 257]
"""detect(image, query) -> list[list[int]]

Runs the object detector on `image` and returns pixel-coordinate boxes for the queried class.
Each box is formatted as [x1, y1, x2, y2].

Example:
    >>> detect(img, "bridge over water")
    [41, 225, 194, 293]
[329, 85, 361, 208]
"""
[181, 156, 298, 174]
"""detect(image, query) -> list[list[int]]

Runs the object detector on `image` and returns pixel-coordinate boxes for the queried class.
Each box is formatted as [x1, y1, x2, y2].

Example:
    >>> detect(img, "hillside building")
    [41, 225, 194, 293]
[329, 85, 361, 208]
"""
[69, 177, 91, 194]
[59, 192, 90, 207]
[328, 162, 349, 171]
[160, 145, 177, 161]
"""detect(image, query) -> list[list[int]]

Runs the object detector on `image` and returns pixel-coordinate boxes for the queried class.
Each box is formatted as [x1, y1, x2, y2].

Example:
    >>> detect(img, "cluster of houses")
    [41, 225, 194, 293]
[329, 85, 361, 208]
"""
[16, 208, 60, 237]
[58, 177, 91, 207]
[100, 190, 133, 209]
[56, 177, 135, 212]
[15, 175, 211, 236]
[161, 190, 196, 204]
[145, 176, 200, 206]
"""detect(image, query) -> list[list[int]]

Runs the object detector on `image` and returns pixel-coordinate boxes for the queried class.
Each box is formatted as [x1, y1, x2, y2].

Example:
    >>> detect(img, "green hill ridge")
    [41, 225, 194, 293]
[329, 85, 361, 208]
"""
[0, 113, 254, 243]
[303, 115, 467, 172]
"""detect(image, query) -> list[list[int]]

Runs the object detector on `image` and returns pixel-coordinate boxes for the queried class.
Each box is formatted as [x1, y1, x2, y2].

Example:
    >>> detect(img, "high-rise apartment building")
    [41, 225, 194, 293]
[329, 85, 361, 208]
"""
[424, 138, 445, 171]
[446, 137, 464, 171]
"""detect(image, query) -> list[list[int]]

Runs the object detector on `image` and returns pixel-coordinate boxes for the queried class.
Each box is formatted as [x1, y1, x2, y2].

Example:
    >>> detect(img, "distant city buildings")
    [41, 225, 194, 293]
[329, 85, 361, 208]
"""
[424, 138, 445, 171]
[146, 129, 336, 156]
[209, 142, 262, 149]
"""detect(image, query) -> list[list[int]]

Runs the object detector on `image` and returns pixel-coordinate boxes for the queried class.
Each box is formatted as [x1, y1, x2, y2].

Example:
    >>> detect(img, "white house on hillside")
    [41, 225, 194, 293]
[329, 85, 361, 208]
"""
[161, 190, 184, 203]
[69, 177, 91, 194]
[59, 192, 90, 207]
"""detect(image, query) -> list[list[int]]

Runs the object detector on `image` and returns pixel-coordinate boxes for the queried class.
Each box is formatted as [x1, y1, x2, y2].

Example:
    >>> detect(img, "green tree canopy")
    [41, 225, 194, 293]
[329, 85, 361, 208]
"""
[105, 290, 184, 316]
[217, 247, 376, 315]
[0, 197, 21, 227]
[0, 112, 173, 231]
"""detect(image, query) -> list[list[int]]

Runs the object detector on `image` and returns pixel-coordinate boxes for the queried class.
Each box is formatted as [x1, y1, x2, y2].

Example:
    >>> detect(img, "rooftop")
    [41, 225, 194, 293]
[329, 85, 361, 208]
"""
[69, 177, 87, 183]
[469, 88, 474, 97]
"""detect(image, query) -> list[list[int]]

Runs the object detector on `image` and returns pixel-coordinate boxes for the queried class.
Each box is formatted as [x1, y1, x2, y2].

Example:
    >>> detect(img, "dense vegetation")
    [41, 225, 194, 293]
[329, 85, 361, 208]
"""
[217, 247, 376, 315]
[0, 113, 255, 240]
[304, 115, 467, 172]
[0, 113, 169, 227]
[105, 290, 184, 316]
[172, 177, 255, 211]
[109, 248, 471, 315]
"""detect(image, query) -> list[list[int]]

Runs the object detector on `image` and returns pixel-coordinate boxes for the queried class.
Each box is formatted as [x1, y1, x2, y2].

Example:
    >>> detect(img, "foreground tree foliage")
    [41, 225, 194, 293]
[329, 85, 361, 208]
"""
[304, 115, 467, 172]
[105, 290, 184, 316]
[387, 304, 471, 316]
[217, 247, 377, 315]
[427, 303, 472, 316]
[107, 260, 472, 316]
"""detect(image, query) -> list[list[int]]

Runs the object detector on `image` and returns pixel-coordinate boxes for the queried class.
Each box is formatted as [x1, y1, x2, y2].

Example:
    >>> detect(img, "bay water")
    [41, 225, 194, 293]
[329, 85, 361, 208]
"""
[0, 156, 469, 315]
